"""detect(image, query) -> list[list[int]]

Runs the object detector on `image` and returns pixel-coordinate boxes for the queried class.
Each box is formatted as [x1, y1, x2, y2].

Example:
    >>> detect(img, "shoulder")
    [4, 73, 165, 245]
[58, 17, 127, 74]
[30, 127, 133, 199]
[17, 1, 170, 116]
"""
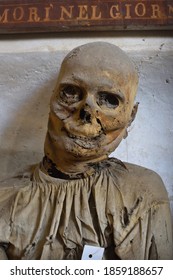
[0, 175, 31, 188]
[0, 175, 31, 212]
[123, 162, 169, 203]
[108, 158, 169, 208]
[0, 164, 35, 191]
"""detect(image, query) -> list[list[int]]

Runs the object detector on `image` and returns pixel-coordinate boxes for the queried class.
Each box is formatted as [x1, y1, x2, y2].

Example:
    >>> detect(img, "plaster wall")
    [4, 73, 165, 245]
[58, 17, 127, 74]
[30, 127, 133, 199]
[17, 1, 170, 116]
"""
[0, 32, 173, 217]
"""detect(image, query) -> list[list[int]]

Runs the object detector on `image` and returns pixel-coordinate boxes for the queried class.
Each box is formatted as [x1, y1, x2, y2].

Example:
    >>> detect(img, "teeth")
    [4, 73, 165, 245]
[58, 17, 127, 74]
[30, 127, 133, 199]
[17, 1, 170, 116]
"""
[73, 137, 98, 149]
[66, 131, 101, 149]
[68, 132, 100, 141]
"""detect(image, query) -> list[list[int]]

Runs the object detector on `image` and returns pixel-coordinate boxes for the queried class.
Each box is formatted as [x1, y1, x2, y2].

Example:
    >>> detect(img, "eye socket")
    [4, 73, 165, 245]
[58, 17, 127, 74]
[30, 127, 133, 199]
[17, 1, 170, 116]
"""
[97, 92, 119, 109]
[59, 84, 83, 104]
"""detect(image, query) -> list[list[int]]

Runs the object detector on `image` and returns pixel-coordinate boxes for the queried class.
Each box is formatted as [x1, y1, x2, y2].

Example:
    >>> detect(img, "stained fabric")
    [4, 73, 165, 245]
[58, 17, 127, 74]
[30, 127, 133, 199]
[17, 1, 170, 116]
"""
[0, 158, 172, 259]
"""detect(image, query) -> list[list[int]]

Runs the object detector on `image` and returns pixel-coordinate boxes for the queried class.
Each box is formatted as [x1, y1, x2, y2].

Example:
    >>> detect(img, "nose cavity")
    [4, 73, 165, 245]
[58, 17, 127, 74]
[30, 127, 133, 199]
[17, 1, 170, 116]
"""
[79, 108, 92, 123]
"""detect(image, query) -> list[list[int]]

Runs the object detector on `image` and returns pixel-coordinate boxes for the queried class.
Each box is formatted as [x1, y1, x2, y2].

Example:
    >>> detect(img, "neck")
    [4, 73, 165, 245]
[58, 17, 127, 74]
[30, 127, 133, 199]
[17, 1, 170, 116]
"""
[41, 155, 108, 179]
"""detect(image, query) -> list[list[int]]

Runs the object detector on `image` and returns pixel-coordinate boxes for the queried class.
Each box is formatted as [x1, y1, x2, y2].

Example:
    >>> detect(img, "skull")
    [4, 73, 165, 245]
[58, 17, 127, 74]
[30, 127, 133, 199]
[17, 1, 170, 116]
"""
[44, 42, 138, 175]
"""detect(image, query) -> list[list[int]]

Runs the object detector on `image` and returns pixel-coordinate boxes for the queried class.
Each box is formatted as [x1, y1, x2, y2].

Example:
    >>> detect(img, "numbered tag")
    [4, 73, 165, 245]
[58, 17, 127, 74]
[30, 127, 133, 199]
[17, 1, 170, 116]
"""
[81, 245, 104, 260]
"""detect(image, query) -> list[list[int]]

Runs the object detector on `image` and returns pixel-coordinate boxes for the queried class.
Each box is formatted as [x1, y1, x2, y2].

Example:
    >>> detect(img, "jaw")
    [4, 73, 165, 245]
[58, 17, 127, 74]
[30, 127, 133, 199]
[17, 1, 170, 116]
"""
[44, 125, 126, 176]
[64, 127, 103, 150]
[44, 108, 128, 175]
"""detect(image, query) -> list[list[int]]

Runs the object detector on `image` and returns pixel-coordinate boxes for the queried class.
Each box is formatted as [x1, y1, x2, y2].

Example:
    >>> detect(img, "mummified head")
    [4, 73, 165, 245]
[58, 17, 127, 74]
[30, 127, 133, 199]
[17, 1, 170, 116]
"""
[44, 42, 138, 174]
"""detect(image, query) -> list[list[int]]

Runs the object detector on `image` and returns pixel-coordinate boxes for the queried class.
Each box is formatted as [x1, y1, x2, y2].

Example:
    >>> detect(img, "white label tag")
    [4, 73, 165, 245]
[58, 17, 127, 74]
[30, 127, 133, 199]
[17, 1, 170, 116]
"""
[81, 245, 104, 260]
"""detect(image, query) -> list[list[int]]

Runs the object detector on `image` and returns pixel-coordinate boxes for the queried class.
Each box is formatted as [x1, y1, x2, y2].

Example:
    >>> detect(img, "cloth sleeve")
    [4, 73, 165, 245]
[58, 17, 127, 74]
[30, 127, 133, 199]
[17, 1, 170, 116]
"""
[115, 202, 173, 259]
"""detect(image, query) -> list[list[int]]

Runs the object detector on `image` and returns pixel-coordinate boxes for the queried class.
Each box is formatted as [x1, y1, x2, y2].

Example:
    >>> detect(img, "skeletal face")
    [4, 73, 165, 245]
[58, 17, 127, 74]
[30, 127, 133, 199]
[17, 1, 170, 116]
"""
[45, 43, 138, 167]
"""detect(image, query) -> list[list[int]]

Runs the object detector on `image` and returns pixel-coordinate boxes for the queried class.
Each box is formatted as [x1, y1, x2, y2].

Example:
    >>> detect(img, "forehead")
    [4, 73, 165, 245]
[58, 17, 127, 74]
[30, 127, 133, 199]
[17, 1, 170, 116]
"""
[59, 58, 131, 90]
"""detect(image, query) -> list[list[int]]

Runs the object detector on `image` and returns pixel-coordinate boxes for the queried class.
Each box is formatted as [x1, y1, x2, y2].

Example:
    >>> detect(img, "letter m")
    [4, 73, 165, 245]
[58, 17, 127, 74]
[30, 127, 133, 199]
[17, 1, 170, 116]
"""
[0, 9, 9, 23]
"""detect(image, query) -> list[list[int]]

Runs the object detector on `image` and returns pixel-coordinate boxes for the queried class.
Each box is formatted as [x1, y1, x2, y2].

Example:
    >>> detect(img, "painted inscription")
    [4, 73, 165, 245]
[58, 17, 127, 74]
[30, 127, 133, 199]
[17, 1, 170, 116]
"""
[0, 0, 172, 33]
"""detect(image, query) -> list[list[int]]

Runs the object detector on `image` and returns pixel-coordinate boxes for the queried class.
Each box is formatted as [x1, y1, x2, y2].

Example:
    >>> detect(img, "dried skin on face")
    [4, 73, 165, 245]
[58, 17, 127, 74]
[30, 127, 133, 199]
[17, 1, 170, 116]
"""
[44, 42, 138, 174]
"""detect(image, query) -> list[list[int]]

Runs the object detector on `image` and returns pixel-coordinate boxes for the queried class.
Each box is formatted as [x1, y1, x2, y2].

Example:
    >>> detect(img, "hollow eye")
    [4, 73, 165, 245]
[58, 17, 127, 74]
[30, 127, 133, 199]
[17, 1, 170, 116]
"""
[59, 84, 83, 104]
[97, 92, 119, 109]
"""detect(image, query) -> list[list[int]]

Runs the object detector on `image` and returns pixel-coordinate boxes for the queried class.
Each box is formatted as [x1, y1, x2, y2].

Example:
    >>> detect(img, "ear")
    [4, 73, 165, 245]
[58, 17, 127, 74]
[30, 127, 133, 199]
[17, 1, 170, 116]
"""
[123, 102, 139, 139]
[128, 102, 139, 127]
